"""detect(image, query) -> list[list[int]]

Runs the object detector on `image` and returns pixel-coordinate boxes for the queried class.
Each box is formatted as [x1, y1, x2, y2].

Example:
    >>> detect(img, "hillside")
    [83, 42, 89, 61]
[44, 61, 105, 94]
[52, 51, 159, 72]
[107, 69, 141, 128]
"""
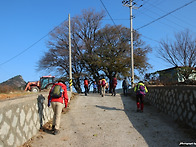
[0, 75, 26, 89]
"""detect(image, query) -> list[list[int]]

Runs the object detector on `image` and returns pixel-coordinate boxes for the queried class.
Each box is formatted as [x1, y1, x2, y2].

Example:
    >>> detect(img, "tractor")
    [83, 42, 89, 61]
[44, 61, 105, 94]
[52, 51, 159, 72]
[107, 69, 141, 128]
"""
[25, 76, 55, 92]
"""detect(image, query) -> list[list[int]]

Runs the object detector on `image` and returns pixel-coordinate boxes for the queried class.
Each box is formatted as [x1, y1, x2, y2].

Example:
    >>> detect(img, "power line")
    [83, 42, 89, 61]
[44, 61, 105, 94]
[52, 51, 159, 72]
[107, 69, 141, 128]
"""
[0, 35, 48, 66]
[136, 0, 196, 30]
[100, 0, 160, 44]
[138, 9, 186, 31]
[0, 19, 68, 66]
[99, 0, 117, 26]
[141, 35, 160, 43]
[134, 0, 166, 18]
[148, 1, 196, 29]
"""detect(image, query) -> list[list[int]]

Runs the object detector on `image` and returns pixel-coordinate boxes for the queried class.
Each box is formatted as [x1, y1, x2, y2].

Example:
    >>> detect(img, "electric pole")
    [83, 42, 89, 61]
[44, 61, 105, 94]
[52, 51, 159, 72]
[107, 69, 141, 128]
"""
[122, 0, 134, 86]
[130, 0, 134, 86]
[122, 0, 142, 86]
[69, 14, 72, 100]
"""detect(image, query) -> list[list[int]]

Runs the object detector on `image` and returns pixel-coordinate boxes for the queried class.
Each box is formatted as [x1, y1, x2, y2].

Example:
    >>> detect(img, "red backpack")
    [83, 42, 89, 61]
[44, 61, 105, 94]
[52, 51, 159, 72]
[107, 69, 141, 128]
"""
[101, 79, 106, 87]
[113, 78, 117, 87]
[84, 79, 88, 86]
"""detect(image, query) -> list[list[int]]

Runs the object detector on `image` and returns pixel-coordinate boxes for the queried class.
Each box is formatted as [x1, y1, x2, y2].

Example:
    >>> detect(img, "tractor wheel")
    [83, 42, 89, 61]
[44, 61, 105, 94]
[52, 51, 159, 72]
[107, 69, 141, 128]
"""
[31, 87, 39, 92]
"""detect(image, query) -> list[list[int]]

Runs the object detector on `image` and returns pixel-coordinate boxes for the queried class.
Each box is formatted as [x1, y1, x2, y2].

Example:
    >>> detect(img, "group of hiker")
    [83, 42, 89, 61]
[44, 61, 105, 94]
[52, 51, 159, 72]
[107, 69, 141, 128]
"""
[84, 75, 117, 97]
[46, 77, 148, 135]
[84, 76, 134, 97]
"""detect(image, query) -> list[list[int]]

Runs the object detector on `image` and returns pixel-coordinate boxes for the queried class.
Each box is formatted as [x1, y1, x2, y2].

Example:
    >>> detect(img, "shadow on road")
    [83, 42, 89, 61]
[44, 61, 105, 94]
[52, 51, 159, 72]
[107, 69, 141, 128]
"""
[95, 105, 124, 111]
[119, 94, 194, 147]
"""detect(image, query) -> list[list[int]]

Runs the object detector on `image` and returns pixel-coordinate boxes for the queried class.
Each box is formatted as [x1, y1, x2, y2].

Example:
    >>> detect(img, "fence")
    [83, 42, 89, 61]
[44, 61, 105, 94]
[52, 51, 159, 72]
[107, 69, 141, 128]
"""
[145, 85, 196, 129]
[0, 91, 71, 147]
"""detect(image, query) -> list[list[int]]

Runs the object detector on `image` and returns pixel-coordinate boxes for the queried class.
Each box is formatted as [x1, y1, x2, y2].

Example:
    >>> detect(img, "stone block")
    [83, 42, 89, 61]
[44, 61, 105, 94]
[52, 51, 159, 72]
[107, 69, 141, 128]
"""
[191, 104, 195, 112]
[188, 112, 193, 120]
[177, 108, 182, 115]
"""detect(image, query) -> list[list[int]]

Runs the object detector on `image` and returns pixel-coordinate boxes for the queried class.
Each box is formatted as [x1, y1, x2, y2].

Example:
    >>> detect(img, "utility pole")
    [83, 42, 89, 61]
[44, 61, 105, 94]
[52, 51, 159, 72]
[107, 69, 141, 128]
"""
[68, 14, 72, 101]
[130, 0, 134, 86]
[122, 0, 142, 86]
[122, 0, 134, 86]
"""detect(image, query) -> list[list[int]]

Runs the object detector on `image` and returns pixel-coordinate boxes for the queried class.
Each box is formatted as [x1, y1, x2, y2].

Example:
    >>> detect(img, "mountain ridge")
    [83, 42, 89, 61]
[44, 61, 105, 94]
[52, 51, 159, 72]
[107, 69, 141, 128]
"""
[0, 75, 27, 89]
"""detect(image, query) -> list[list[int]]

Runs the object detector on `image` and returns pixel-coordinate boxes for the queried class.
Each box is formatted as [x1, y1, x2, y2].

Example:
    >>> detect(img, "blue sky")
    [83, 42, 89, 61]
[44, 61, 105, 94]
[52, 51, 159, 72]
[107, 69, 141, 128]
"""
[0, 0, 196, 85]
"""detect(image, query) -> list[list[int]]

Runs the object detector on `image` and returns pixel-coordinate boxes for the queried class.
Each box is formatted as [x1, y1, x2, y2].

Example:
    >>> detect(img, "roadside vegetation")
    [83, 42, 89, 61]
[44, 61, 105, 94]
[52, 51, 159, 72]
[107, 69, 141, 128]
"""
[0, 85, 37, 100]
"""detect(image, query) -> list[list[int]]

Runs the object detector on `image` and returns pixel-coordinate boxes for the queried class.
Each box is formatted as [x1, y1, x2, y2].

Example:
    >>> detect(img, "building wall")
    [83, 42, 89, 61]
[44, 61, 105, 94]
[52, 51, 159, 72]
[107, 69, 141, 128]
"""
[145, 85, 196, 129]
[0, 92, 71, 147]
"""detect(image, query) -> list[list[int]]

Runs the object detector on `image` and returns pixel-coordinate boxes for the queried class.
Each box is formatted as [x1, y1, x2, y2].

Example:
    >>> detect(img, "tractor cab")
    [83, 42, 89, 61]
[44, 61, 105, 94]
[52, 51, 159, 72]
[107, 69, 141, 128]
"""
[40, 76, 55, 90]
[24, 75, 55, 92]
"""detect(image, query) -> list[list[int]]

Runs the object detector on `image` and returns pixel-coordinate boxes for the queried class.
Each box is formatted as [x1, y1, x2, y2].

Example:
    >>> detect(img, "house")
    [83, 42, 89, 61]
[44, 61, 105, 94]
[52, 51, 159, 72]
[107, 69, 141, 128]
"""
[157, 66, 196, 84]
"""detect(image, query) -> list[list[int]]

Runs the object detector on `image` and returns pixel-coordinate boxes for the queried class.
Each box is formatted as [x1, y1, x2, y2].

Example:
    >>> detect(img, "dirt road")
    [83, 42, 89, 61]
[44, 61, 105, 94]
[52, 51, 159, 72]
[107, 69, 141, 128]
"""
[27, 93, 195, 147]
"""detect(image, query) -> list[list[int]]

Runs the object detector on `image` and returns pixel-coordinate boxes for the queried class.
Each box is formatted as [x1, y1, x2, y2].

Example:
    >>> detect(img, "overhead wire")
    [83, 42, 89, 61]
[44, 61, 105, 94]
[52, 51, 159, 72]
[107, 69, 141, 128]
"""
[99, 0, 160, 43]
[137, 9, 185, 31]
[0, 19, 68, 66]
[148, 1, 196, 29]
[136, 0, 196, 30]
[134, 0, 165, 18]
[2, 0, 194, 67]
[99, 0, 117, 26]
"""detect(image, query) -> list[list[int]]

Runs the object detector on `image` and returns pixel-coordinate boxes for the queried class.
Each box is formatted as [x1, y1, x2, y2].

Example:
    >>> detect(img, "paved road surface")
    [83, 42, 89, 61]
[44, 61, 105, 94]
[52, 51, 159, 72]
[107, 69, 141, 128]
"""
[27, 93, 194, 147]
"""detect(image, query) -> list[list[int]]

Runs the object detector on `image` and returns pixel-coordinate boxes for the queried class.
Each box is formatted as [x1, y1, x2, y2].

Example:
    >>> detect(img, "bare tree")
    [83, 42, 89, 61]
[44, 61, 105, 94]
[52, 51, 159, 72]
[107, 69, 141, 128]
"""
[158, 29, 196, 67]
[95, 25, 152, 90]
[37, 9, 104, 93]
[158, 30, 196, 83]
[37, 9, 152, 92]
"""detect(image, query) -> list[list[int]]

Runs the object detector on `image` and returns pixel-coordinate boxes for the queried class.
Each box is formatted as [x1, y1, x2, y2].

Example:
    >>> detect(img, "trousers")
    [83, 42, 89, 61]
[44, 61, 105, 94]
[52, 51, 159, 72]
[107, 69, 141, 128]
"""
[101, 86, 105, 96]
[51, 102, 63, 130]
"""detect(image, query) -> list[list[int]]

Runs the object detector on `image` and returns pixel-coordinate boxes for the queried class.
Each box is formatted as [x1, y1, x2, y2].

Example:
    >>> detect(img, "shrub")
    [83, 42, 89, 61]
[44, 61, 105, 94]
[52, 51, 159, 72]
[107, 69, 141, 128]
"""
[0, 85, 17, 93]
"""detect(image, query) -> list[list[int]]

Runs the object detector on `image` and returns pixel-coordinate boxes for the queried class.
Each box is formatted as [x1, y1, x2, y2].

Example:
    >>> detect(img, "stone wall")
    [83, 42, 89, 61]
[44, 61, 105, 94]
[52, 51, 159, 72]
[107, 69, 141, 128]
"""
[145, 85, 196, 129]
[0, 92, 71, 147]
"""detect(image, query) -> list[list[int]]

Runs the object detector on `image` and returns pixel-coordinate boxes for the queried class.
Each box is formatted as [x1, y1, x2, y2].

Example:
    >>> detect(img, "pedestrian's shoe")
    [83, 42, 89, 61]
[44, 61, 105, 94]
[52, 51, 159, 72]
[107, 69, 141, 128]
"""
[140, 110, 143, 113]
[137, 109, 140, 112]
[53, 129, 60, 135]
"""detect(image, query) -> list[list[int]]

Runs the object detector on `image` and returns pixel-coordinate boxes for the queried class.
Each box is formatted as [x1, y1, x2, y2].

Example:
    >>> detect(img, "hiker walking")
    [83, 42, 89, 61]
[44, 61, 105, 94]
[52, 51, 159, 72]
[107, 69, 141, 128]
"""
[105, 82, 109, 93]
[84, 77, 89, 96]
[93, 81, 97, 93]
[101, 77, 106, 97]
[98, 79, 102, 95]
[111, 75, 117, 96]
[48, 80, 69, 135]
[122, 77, 129, 96]
[134, 81, 148, 112]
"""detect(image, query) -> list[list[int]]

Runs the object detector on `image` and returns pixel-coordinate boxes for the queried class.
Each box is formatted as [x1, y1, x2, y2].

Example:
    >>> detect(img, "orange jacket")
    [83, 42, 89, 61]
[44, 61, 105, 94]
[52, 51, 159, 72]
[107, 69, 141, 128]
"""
[48, 82, 69, 108]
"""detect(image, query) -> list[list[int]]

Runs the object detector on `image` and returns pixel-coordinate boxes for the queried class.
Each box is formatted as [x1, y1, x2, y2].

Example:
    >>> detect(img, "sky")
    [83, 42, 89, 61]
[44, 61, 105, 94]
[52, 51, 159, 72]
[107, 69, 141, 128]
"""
[0, 0, 196, 86]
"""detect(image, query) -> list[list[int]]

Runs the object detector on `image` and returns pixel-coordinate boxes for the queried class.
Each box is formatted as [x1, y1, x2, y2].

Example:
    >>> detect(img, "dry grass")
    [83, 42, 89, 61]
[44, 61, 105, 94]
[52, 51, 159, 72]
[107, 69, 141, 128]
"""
[0, 91, 33, 100]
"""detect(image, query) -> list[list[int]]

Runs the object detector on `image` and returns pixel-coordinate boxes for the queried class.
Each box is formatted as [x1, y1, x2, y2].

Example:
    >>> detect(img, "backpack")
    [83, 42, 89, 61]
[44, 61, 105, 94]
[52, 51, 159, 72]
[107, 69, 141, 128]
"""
[123, 80, 128, 88]
[50, 85, 63, 98]
[113, 78, 117, 87]
[102, 79, 106, 87]
[84, 79, 88, 86]
[137, 85, 146, 95]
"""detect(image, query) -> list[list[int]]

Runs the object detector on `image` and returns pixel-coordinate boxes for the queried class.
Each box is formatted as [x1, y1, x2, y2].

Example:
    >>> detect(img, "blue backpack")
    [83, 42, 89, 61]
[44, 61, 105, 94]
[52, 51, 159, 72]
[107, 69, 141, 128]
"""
[137, 85, 146, 95]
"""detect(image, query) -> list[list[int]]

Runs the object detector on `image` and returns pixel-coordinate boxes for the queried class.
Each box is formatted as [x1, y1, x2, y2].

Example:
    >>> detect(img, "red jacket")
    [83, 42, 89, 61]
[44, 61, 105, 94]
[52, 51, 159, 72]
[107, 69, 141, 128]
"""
[48, 82, 69, 108]
[84, 79, 88, 86]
